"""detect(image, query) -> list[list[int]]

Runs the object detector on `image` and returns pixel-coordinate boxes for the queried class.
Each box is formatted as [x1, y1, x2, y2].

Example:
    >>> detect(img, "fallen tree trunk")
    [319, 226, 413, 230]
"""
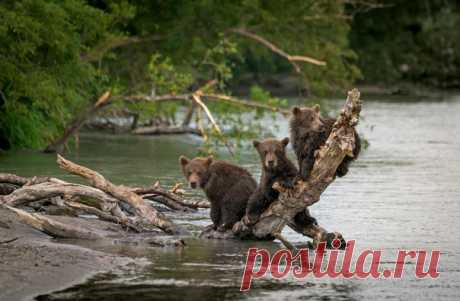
[56, 155, 181, 234]
[5, 205, 104, 240]
[132, 125, 201, 136]
[1, 182, 120, 208]
[233, 88, 362, 247]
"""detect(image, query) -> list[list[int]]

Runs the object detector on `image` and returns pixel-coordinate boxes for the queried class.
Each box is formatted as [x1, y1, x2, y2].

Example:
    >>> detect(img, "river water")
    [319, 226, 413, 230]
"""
[1, 94, 460, 300]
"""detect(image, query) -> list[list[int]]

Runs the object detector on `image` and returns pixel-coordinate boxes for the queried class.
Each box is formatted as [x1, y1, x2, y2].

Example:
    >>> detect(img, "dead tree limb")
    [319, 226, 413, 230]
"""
[4, 205, 104, 240]
[192, 93, 235, 156]
[44, 91, 111, 153]
[0, 174, 50, 186]
[63, 200, 140, 232]
[0, 182, 119, 208]
[56, 155, 181, 234]
[119, 93, 287, 115]
[203, 94, 290, 115]
[132, 125, 201, 136]
[143, 195, 193, 212]
[235, 89, 361, 246]
[133, 184, 210, 210]
[227, 28, 326, 73]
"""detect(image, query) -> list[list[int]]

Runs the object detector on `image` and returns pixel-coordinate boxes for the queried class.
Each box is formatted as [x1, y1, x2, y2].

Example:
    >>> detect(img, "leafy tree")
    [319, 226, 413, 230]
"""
[0, 0, 122, 149]
[349, 0, 460, 88]
[1, 0, 360, 150]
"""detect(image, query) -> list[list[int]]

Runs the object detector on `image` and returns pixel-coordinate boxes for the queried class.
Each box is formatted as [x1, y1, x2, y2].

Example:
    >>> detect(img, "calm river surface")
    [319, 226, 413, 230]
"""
[1, 94, 460, 300]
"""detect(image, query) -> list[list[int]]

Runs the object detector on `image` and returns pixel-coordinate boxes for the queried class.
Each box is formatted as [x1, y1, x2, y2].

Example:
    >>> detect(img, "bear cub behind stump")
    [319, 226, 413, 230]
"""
[180, 156, 257, 231]
[290, 105, 361, 180]
[245, 138, 317, 227]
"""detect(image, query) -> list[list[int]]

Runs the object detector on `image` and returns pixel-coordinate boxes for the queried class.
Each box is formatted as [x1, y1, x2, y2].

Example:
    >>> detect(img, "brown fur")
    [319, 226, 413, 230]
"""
[290, 105, 361, 180]
[245, 138, 317, 227]
[180, 156, 257, 231]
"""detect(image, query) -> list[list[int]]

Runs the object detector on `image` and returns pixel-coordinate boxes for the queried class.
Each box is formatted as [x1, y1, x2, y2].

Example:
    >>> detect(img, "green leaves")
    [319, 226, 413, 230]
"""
[0, 0, 115, 149]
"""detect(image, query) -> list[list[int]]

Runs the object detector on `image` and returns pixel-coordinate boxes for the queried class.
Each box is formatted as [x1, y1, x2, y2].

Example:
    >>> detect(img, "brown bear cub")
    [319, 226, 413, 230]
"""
[244, 138, 318, 226]
[179, 156, 257, 232]
[290, 105, 361, 180]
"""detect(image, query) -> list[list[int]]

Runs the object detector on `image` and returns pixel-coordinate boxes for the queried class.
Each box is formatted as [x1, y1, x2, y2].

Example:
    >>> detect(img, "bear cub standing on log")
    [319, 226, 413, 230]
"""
[244, 138, 317, 226]
[179, 156, 257, 231]
[290, 105, 361, 180]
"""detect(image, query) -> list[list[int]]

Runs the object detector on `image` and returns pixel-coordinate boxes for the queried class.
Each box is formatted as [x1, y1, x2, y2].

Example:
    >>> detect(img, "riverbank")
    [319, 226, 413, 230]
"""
[0, 208, 134, 301]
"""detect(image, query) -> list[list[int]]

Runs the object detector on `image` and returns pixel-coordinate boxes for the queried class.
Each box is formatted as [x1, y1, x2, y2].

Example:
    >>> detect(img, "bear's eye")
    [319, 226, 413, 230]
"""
[187, 172, 192, 177]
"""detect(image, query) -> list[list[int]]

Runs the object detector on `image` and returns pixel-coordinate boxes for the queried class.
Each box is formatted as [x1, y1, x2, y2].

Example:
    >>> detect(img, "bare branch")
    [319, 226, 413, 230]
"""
[202, 94, 290, 115]
[192, 93, 235, 156]
[227, 28, 326, 73]
[132, 125, 201, 136]
[133, 184, 210, 210]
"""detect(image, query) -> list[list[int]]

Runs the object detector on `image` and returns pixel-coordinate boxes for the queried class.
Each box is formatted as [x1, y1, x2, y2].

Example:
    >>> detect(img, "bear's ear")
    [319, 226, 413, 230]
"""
[292, 106, 301, 116]
[253, 140, 260, 149]
[179, 155, 189, 166]
[205, 156, 213, 166]
[281, 137, 289, 147]
[313, 104, 320, 113]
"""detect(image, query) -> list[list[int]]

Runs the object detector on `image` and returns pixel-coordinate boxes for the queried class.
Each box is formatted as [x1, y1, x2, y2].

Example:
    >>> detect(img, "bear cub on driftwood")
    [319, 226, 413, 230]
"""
[179, 156, 257, 232]
[244, 138, 317, 227]
[290, 105, 361, 180]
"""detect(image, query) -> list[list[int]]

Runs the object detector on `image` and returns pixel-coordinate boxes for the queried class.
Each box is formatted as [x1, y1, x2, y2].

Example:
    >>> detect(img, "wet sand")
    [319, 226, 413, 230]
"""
[0, 208, 132, 301]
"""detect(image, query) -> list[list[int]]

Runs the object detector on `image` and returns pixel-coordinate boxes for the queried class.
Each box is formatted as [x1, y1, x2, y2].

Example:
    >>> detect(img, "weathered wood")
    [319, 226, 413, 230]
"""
[239, 89, 362, 242]
[132, 125, 201, 136]
[132, 185, 210, 210]
[143, 194, 194, 212]
[0, 173, 50, 186]
[63, 200, 141, 232]
[56, 155, 181, 234]
[5, 205, 103, 240]
[0, 182, 120, 208]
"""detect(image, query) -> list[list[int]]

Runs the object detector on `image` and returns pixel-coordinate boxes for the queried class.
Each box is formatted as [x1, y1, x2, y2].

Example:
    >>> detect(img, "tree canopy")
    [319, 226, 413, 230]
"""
[1, 0, 458, 151]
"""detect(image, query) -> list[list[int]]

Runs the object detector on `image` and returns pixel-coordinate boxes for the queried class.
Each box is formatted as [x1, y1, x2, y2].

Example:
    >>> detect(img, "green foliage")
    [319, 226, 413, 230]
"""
[100, 0, 359, 96]
[350, 0, 460, 88]
[0, 0, 117, 149]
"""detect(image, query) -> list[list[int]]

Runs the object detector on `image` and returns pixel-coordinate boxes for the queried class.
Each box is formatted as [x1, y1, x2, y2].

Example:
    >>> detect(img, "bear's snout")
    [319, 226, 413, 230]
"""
[264, 152, 277, 169]
[188, 173, 201, 189]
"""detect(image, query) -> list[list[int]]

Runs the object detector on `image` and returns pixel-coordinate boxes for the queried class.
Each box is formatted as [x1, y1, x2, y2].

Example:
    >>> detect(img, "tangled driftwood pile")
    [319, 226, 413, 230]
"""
[0, 156, 209, 245]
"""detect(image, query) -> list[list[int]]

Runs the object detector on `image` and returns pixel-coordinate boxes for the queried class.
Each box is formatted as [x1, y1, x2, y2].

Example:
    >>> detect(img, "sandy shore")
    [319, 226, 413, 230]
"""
[0, 208, 133, 301]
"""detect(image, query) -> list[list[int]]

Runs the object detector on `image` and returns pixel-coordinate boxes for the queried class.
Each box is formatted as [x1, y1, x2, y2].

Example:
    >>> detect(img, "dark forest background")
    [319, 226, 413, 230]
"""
[1, 0, 458, 150]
